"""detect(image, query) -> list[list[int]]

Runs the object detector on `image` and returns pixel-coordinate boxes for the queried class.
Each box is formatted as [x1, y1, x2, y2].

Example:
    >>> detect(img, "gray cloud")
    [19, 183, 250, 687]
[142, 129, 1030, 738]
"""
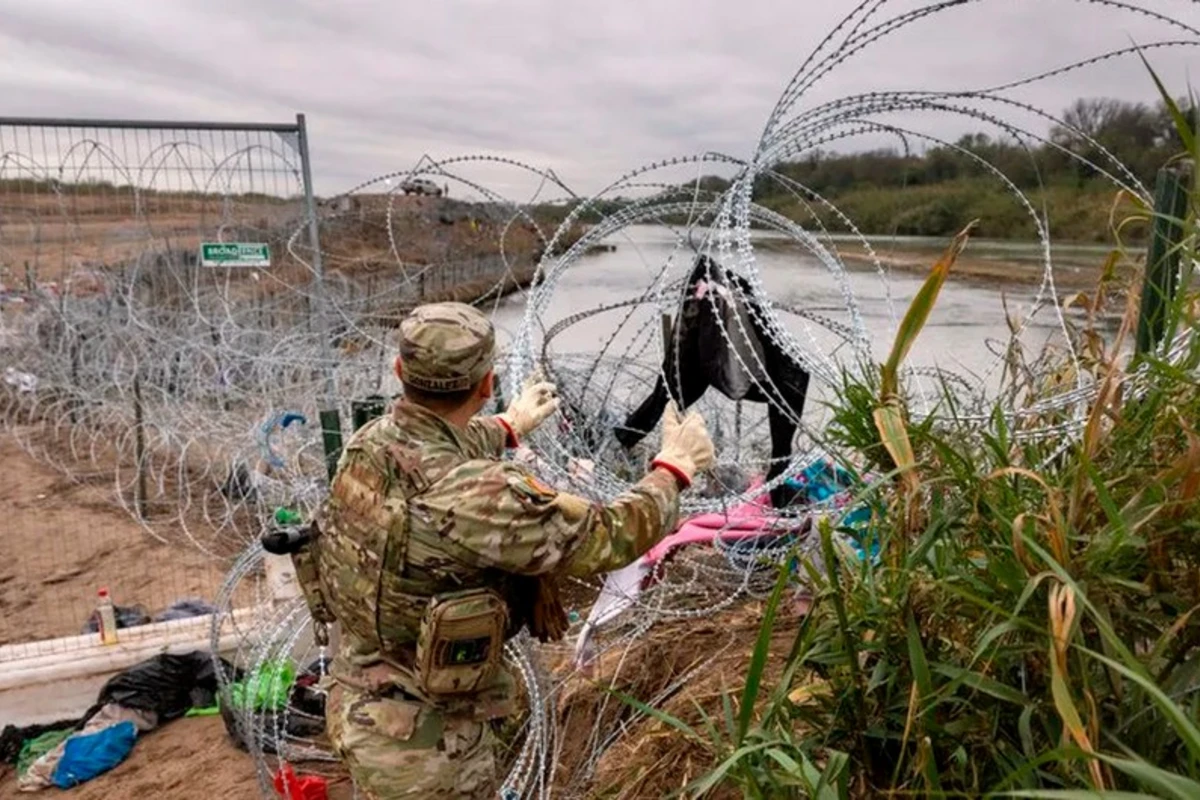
[1, 0, 1197, 196]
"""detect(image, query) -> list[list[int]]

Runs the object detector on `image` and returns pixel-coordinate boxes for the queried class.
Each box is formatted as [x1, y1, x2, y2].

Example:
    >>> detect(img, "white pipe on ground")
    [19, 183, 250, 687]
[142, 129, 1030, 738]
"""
[0, 607, 263, 727]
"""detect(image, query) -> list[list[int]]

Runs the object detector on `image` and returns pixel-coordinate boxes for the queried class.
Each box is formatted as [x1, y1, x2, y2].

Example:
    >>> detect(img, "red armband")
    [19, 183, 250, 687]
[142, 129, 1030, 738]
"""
[496, 416, 519, 449]
[650, 459, 691, 489]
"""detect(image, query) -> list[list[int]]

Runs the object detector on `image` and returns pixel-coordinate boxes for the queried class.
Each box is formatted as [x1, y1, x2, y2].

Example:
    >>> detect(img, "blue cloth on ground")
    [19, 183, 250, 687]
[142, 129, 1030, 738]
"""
[51, 721, 137, 788]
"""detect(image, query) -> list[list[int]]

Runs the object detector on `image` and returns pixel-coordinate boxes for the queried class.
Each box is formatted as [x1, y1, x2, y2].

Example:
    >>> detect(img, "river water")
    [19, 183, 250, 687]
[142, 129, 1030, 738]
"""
[488, 224, 1094, 385]
[476, 223, 1113, 475]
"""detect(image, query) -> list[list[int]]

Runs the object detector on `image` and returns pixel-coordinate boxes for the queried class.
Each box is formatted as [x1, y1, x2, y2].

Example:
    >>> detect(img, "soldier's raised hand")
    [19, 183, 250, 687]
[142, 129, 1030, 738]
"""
[651, 401, 715, 488]
[500, 370, 561, 437]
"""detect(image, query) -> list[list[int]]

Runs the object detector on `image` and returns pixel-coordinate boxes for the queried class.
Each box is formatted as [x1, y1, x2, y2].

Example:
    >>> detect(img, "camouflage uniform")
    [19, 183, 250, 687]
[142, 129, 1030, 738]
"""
[315, 303, 683, 799]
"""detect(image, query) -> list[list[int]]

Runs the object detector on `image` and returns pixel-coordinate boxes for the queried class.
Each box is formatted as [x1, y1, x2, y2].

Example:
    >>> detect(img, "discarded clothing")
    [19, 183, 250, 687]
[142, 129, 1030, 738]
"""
[15, 653, 228, 790]
[81, 604, 151, 635]
[573, 461, 880, 668]
[19, 704, 155, 792]
[785, 459, 859, 506]
[15, 730, 73, 778]
[152, 598, 218, 622]
[786, 458, 879, 563]
[655, 479, 783, 550]
[614, 254, 811, 509]
[51, 721, 137, 789]
[84, 651, 231, 726]
[573, 479, 810, 668]
[1, 719, 81, 769]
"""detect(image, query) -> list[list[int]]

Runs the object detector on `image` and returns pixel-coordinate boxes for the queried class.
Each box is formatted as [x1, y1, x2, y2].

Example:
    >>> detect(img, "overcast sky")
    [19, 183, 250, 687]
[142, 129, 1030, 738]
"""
[1, 0, 1197, 197]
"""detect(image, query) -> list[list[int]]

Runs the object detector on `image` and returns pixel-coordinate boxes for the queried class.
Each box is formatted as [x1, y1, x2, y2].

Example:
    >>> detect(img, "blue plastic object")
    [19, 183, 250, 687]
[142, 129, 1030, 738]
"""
[280, 412, 306, 429]
[257, 410, 309, 469]
[52, 721, 137, 788]
[783, 457, 881, 565]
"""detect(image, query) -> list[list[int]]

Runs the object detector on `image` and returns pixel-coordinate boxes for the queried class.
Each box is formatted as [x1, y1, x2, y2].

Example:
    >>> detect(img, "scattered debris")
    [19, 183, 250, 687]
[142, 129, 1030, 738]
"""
[14, 651, 234, 791]
[3, 367, 38, 394]
[152, 598, 218, 623]
[81, 604, 151, 636]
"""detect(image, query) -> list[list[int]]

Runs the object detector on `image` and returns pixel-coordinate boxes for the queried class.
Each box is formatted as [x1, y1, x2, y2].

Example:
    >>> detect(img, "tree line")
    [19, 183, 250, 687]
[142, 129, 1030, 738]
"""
[681, 97, 1195, 241]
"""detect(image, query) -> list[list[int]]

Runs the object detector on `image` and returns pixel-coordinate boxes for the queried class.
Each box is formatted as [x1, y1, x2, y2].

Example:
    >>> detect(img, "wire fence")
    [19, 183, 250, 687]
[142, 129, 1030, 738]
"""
[0, 116, 553, 661]
[0, 116, 318, 659]
[0, 494, 236, 654]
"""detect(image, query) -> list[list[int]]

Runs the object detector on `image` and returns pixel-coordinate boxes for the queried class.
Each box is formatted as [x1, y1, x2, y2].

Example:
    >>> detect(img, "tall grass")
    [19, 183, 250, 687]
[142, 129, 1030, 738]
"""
[645, 70, 1200, 798]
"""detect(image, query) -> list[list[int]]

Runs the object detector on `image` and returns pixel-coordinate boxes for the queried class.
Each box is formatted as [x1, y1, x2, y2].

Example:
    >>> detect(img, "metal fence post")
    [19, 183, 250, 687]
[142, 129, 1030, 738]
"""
[351, 395, 388, 432]
[133, 371, 147, 520]
[296, 113, 343, 478]
[1136, 160, 1194, 358]
[0, 113, 342, 660]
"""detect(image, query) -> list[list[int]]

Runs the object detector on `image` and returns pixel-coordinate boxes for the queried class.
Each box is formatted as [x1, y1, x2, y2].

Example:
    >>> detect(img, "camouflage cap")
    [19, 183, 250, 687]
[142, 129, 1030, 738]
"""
[398, 302, 496, 393]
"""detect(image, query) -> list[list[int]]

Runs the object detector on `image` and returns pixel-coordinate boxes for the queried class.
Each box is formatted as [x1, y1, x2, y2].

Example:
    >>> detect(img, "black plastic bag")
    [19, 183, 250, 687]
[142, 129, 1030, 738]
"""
[152, 599, 218, 622]
[82, 651, 238, 727]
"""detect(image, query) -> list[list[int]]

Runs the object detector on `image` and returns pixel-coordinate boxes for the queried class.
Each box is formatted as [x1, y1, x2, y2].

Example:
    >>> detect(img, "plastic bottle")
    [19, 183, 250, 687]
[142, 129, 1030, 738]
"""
[274, 507, 303, 526]
[96, 588, 118, 645]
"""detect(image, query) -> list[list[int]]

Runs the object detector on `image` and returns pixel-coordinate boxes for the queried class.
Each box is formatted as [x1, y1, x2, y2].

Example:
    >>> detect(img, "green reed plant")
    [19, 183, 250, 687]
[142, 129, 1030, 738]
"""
[658, 64, 1200, 799]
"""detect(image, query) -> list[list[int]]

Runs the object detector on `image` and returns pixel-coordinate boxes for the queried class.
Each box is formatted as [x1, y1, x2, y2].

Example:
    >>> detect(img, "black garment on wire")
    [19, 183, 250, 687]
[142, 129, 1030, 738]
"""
[614, 255, 810, 509]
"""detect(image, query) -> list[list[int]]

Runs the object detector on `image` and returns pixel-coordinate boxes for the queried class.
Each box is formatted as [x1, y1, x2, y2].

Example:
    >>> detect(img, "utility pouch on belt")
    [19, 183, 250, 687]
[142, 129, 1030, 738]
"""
[415, 587, 508, 696]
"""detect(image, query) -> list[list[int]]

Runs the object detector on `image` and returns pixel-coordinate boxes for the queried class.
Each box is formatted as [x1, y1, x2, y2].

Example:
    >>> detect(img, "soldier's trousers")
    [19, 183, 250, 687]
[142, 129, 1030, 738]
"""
[326, 683, 498, 799]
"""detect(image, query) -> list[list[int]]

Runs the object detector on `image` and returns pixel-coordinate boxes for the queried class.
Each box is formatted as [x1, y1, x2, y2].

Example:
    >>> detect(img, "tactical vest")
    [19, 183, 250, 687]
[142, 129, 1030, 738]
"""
[299, 414, 510, 696]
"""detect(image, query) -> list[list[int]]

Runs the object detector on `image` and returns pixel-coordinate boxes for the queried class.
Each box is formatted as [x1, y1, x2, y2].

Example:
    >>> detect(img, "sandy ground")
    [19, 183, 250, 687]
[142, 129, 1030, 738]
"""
[0, 716, 354, 799]
[0, 431, 354, 798]
[0, 429, 231, 646]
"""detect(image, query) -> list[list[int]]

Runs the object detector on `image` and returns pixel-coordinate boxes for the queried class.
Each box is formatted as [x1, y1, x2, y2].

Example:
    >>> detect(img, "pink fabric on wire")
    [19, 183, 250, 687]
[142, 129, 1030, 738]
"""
[644, 478, 790, 565]
[573, 477, 804, 669]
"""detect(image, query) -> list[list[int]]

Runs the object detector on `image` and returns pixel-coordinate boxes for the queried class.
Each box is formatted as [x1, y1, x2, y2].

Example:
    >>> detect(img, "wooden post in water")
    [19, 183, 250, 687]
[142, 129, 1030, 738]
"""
[1136, 160, 1193, 358]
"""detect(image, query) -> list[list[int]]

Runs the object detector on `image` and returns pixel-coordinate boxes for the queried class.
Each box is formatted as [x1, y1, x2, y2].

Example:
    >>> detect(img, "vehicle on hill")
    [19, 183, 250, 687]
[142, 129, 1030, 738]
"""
[400, 178, 443, 197]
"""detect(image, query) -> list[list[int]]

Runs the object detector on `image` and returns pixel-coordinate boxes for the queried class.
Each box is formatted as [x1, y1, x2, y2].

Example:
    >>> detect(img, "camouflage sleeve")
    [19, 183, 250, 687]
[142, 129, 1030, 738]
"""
[413, 462, 681, 578]
[462, 416, 514, 459]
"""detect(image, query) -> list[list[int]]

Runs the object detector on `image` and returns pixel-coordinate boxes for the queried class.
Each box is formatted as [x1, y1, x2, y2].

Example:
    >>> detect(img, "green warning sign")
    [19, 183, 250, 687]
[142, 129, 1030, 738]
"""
[200, 242, 270, 268]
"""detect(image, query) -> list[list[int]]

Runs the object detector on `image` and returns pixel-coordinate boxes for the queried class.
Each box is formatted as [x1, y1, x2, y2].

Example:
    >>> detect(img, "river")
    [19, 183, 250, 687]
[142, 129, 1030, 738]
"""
[474, 223, 1114, 466]
[488, 224, 1101, 383]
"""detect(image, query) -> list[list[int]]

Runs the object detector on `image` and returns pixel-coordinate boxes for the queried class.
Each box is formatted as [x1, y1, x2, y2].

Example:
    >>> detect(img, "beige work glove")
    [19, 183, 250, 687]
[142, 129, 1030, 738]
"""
[498, 372, 561, 438]
[651, 401, 715, 488]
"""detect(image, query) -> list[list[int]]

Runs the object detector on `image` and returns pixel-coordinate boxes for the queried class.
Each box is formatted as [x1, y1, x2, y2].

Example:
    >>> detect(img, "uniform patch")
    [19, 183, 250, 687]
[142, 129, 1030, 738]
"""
[507, 474, 556, 505]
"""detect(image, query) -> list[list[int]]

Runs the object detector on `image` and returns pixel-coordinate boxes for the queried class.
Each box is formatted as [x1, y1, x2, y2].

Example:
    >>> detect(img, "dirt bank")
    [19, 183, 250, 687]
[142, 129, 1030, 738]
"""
[839, 248, 1113, 290]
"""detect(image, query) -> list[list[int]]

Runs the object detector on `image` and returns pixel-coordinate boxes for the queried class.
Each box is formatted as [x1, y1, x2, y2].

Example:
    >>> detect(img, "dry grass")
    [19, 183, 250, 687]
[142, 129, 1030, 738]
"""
[552, 596, 811, 799]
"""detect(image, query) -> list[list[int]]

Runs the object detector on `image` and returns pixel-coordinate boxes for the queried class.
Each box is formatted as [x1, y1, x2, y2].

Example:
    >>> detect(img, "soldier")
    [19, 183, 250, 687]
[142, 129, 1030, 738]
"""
[313, 301, 714, 798]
